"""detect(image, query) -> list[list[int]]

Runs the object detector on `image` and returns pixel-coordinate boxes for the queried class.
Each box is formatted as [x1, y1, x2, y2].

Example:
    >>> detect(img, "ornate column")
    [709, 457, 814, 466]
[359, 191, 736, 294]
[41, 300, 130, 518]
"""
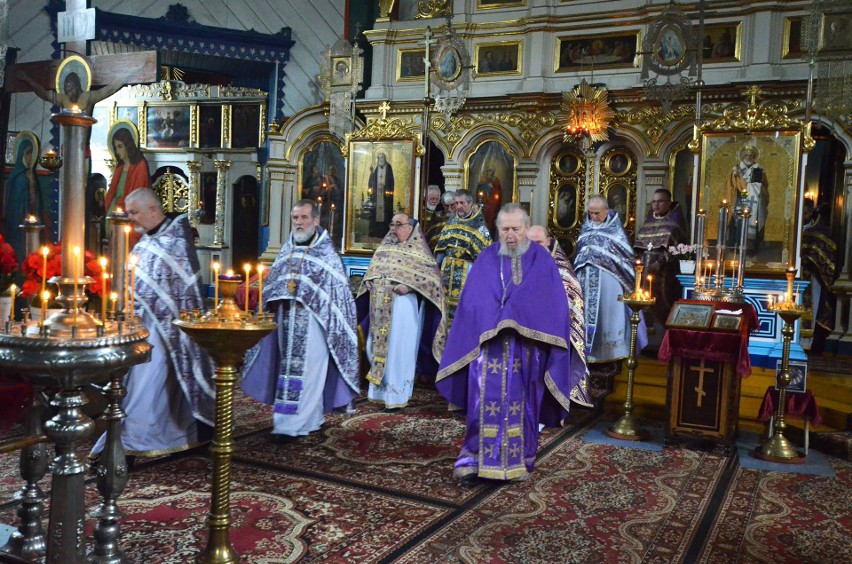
[440, 166, 463, 194]
[828, 164, 852, 353]
[212, 160, 231, 247]
[260, 165, 295, 263]
[186, 160, 202, 228]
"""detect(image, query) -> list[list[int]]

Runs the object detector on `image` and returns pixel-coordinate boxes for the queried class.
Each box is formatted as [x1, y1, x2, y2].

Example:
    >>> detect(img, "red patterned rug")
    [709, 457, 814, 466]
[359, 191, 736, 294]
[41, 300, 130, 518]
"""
[395, 438, 732, 562]
[232, 386, 591, 506]
[696, 457, 852, 563]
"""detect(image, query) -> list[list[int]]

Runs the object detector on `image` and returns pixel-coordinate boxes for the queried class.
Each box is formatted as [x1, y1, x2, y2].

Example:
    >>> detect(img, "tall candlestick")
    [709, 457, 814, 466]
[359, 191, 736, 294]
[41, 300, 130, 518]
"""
[716, 201, 728, 289]
[40, 246, 49, 299]
[213, 262, 221, 310]
[257, 264, 265, 314]
[8, 284, 15, 323]
[244, 264, 251, 315]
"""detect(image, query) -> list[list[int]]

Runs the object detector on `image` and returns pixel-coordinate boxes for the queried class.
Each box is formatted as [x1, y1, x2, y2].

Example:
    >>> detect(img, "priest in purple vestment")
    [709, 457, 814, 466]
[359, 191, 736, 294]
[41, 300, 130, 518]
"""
[437, 204, 580, 485]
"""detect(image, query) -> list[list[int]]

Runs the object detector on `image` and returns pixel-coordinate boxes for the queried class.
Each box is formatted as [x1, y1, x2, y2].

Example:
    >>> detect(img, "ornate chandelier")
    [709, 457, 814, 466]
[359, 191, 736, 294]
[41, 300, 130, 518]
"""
[562, 79, 615, 144]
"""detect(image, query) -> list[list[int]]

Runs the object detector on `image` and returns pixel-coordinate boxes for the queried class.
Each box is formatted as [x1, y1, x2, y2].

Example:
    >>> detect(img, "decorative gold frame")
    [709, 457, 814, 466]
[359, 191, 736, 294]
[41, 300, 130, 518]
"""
[555, 31, 639, 72]
[548, 149, 585, 257]
[781, 16, 805, 60]
[397, 48, 426, 81]
[345, 139, 417, 255]
[477, 0, 526, 10]
[817, 9, 852, 56]
[474, 40, 523, 77]
[691, 86, 812, 275]
[605, 150, 632, 177]
[298, 137, 346, 248]
[599, 146, 637, 237]
[464, 138, 518, 231]
[711, 313, 742, 332]
[700, 22, 742, 63]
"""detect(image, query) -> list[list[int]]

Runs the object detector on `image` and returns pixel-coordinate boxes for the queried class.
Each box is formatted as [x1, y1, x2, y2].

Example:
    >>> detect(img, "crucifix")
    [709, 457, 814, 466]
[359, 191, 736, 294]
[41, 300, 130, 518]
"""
[689, 358, 714, 408]
[4, 0, 157, 112]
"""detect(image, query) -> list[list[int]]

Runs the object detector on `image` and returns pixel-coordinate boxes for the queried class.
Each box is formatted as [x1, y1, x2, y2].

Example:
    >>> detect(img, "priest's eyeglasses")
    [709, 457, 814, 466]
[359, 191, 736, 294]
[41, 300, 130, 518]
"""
[389, 221, 411, 227]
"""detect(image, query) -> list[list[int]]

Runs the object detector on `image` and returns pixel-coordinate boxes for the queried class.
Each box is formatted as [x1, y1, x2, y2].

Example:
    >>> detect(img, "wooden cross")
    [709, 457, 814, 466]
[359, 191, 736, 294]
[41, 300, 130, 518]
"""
[689, 359, 713, 407]
[4, 0, 157, 107]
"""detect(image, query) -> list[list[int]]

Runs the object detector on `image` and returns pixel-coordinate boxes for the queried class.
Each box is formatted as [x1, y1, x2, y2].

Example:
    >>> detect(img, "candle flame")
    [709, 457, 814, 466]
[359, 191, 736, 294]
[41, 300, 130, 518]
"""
[71, 105, 80, 112]
[124, 225, 131, 234]
[42, 291, 50, 301]
[99, 256, 108, 268]
[73, 246, 80, 256]
[129, 255, 138, 266]
[257, 264, 265, 273]
[116, 207, 123, 214]
[244, 263, 251, 272]
[41, 246, 49, 257]
[26, 215, 37, 222]
[10, 284, 15, 292]
[226, 269, 234, 277]
[111, 292, 118, 300]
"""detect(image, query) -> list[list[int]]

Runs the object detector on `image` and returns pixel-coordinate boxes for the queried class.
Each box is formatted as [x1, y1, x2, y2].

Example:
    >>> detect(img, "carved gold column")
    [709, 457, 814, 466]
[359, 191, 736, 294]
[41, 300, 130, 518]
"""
[187, 160, 202, 228]
[213, 160, 231, 247]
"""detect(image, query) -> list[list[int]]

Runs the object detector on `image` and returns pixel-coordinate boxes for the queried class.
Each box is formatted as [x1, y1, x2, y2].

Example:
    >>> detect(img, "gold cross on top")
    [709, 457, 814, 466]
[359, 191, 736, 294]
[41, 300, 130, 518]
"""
[378, 101, 391, 120]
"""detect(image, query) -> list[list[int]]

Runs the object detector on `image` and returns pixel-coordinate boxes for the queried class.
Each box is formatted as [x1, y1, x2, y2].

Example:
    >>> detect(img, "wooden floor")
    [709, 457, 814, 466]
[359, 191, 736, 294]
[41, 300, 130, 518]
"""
[604, 353, 852, 437]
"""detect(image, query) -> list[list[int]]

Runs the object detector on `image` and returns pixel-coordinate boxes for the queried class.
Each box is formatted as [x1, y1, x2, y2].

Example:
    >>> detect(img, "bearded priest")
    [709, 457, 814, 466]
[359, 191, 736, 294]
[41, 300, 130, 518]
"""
[437, 204, 581, 485]
[242, 199, 360, 440]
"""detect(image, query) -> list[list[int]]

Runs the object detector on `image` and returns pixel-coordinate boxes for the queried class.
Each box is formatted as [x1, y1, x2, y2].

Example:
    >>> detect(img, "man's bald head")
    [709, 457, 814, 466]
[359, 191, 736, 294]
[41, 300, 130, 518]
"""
[527, 225, 550, 247]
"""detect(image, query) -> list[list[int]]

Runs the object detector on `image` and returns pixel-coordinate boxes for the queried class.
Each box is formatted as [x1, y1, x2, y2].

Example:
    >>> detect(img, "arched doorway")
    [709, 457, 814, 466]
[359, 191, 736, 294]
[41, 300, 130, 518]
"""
[231, 175, 260, 268]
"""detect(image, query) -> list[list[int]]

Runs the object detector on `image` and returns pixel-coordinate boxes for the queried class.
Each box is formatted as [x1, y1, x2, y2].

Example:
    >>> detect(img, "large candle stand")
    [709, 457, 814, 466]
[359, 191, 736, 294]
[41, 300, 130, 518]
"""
[755, 272, 808, 464]
[174, 277, 275, 563]
[607, 263, 655, 441]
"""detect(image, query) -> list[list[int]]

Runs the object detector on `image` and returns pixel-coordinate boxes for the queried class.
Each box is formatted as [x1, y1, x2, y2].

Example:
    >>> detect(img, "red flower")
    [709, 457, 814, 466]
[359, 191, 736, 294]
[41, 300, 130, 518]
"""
[0, 234, 19, 291]
[19, 243, 106, 298]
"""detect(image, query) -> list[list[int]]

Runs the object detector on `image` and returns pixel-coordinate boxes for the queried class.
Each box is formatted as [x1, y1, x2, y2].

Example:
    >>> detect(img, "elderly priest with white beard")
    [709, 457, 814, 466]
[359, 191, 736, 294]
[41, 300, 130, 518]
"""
[242, 199, 360, 441]
[436, 204, 582, 486]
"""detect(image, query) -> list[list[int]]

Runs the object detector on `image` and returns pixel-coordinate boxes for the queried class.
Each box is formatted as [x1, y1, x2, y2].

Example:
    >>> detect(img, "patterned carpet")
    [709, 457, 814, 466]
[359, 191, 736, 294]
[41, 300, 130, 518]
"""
[1, 384, 851, 562]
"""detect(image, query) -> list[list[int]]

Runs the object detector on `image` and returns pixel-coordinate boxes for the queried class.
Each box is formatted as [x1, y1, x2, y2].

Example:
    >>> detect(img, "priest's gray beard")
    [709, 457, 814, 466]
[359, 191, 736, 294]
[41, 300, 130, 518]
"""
[386, 232, 399, 245]
[293, 226, 316, 244]
[498, 239, 530, 258]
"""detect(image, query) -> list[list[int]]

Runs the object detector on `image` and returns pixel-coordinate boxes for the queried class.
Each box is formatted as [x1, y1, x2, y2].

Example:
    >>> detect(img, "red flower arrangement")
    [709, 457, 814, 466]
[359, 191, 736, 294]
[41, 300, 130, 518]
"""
[0, 234, 19, 291]
[20, 243, 104, 298]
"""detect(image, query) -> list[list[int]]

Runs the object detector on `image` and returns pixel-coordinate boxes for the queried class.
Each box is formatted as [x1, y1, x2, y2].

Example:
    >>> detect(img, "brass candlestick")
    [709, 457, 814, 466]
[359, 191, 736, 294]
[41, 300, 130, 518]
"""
[174, 291, 275, 563]
[608, 263, 655, 441]
[756, 274, 807, 464]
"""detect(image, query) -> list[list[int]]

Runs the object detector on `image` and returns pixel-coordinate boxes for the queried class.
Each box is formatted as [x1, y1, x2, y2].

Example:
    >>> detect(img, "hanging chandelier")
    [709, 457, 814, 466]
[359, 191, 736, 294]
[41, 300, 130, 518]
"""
[562, 79, 615, 144]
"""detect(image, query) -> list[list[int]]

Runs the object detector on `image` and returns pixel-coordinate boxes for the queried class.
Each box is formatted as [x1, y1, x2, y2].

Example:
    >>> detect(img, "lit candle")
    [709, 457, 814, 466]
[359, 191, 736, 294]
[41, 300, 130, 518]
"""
[244, 263, 251, 314]
[116, 207, 123, 215]
[213, 262, 220, 309]
[647, 275, 653, 299]
[73, 246, 80, 326]
[330, 204, 335, 239]
[257, 264, 265, 314]
[40, 246, 49, 299]
[786, 266, 796, 300]
[8, 284, 15, 323]
[110, 292, 118, 316]
[100, 257, 108, 321]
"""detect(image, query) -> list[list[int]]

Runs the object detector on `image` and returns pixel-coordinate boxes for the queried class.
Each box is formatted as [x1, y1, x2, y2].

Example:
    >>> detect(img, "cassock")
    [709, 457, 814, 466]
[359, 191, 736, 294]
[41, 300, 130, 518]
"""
[356, 222, 447, 407]
[437, 242, 580, 481]
[422, 203, 446, 251]
[633, 202, 687, 324]
[242, 227, 359, 437]
[93, 214, 214, 456]
[546, 240, 593, 407]
[801, 217, 838, 351]
[574, 210, 647, 363]
[434, 207, 492, 322]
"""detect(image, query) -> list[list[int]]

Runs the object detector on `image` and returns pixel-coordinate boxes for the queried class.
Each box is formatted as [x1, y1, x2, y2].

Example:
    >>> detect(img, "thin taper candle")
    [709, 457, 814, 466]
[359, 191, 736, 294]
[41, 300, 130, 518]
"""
[110, 292, 118, 316]
[73, 246, 80, 326]
[8, 284, 15, 323]
[40, 291, 49, 326]
[129, 256, 138, 318]
[257, 264, 265, 315]
[40, 246, 49, 299]
[124, 225, 131, 315]
[100, 257, 108, 321]
[213, 262, 220, 310]
[244, 263, 251, 314]
[647, 275, 653, 299]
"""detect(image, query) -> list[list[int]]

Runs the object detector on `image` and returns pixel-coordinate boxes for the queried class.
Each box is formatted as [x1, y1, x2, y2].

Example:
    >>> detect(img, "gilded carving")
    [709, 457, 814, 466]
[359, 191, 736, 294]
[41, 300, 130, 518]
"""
[430, 110, 557, 157]
[417, 0, 452, 19]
